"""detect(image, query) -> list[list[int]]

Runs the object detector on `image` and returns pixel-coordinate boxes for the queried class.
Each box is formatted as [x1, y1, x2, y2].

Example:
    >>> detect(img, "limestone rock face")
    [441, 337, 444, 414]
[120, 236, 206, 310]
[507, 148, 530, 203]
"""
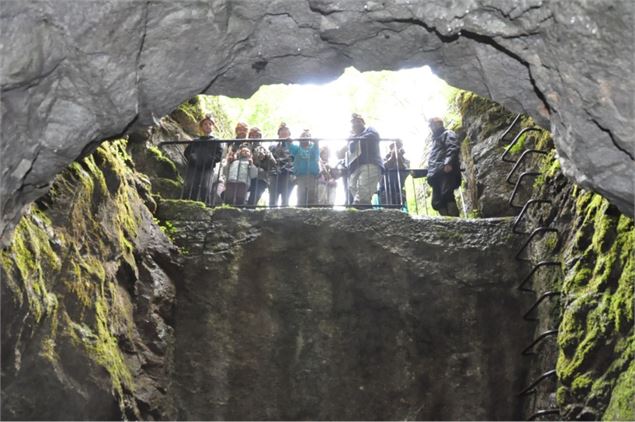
[456, 93, 552, 218]
[158, 205, 531, 420]
[1, 142, 179, 420]
[1, 0, 633, 242]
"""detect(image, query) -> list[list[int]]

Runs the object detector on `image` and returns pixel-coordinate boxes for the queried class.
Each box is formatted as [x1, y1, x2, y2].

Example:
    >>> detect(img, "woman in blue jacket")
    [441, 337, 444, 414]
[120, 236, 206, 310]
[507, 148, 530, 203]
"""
[288, 129, 320, 206]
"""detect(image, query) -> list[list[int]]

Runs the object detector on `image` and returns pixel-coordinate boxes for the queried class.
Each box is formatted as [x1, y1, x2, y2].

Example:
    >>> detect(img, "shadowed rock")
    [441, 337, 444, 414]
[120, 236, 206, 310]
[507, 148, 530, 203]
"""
[159, 206, 531, 420]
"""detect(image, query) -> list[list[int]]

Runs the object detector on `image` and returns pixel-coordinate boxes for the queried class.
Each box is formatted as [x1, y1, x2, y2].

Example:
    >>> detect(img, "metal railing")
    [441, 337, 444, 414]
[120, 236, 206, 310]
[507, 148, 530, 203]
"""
[158, 137, 455, 215]
[499, 116, 562, 420]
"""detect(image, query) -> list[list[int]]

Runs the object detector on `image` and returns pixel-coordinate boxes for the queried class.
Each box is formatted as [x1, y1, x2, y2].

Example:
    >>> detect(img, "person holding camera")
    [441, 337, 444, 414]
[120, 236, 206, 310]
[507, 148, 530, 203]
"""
[246, 127, 276, 206]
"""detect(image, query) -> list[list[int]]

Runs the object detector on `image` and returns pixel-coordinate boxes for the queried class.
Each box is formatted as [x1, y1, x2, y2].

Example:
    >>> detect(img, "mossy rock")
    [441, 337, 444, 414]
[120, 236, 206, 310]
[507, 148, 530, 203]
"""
[155, 198, 212, 221]
[153, 178, 183, 199]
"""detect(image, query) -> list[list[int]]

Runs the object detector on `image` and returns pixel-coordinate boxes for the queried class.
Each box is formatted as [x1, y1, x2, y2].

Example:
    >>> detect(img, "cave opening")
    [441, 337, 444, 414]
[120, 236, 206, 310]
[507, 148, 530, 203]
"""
[154, 65, 477, 215]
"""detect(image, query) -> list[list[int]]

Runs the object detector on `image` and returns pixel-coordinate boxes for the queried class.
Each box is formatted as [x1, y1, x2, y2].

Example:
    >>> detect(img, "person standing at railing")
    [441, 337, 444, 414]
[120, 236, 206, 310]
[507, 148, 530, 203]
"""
[246, 127, 276, 206]
[224, 146, 258, 205]
[318, 146, 339, 206]
[231, 121, 249, 152]
[183, 114, 223, 205]
[269, 123, 295, 207]
[427, 117, 461, 216]
[381, 140, 410, 207]
[288, 129, 320, 206]
[345, 113, 384, 207]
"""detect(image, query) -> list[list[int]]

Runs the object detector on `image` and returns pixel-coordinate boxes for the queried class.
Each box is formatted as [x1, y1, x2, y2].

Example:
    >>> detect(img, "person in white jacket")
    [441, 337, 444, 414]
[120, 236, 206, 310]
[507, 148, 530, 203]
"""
[224, 147, 258, 205]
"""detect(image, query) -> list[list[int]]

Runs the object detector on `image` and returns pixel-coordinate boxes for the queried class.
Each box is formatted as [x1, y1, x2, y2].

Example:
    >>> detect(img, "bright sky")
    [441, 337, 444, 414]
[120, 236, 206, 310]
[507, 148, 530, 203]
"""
[218, 66, 457, 168]
[216, 66, 457, 207]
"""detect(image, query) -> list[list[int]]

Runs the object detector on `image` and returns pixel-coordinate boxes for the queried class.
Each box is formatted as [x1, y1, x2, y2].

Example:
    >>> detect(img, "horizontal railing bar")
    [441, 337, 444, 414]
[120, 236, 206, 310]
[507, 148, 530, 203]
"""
[159, 137, 404, 146]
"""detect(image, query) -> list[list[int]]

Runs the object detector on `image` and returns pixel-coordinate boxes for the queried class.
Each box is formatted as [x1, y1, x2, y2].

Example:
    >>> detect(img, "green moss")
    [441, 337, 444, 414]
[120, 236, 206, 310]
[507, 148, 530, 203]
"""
[152, 177, 183, 199]
[454, 91, 514, 140]
[155, 198, 211, 221]
[557, 190, 634, 418]
[602, 347, 635, 420]
[154, 217, 177, 241]
[147, 146, 179, 179]
[1, 206, 61, 322]
[533, 149, 560, 189]
[572, 374, 594, 394]
[0, 138, 162, 417]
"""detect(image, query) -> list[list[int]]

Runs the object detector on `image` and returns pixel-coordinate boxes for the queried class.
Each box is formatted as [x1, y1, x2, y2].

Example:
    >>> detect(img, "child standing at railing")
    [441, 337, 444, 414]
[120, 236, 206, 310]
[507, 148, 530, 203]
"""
[318, 146, 339, 206]
[224, 147, 258, 205]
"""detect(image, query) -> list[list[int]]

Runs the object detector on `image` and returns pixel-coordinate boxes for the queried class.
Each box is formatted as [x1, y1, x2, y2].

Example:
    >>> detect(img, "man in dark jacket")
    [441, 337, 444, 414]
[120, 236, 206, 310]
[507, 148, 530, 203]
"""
[427, 117, 461, 216]
[183, 114, 224, 205]
[346, 113, 384, 206]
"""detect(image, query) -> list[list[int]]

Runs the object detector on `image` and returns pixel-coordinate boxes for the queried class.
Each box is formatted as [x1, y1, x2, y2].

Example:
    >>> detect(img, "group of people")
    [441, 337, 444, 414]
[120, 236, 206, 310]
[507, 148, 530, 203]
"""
[182, 112, 462, 216]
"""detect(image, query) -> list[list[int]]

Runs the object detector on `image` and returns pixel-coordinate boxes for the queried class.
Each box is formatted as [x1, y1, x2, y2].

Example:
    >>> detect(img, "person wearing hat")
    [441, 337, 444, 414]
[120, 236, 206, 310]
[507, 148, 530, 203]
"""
[426, 117, 461, 216]
[288, 129, 320, 206]
[183, 114, 223, 204]
[246, 127, 276, 206]
[345, 113, 384, 207]
[268, 123, 295, 207]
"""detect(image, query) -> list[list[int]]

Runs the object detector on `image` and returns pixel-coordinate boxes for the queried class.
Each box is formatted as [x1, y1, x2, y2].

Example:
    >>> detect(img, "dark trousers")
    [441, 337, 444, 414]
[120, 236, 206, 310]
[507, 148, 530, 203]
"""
[224, 182, 248, 205]
[429, 173, 460, 216]
[382, 171, 408, 206]
[269, 173, 293, 207]
[247, 179, 268, 206]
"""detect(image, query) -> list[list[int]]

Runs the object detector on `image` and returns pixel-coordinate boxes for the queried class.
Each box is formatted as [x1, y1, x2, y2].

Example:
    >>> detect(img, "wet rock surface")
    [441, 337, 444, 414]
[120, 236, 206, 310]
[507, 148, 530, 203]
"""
[0, 143, 179, 420]
[159, 205, 532, 420]
[1, 0, 633, 242]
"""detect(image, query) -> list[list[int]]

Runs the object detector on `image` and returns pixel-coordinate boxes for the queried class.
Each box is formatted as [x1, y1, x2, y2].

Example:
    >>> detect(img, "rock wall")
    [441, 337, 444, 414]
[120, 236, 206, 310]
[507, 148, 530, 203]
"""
[1, 87, 632, 420]
[0, 141, 178, 420]
[520, 155, 635, 421]
[455, 90, 634, 420]
[1, 0, 633, 243]
[156, 203, 530, 420]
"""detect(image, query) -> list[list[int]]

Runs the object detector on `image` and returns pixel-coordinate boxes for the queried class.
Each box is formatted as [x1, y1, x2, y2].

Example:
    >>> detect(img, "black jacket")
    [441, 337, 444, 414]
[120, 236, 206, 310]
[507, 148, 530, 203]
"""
[183, 136, 223, 203]
[427, 129, 460, 182]
[346, 127, 384, 172]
